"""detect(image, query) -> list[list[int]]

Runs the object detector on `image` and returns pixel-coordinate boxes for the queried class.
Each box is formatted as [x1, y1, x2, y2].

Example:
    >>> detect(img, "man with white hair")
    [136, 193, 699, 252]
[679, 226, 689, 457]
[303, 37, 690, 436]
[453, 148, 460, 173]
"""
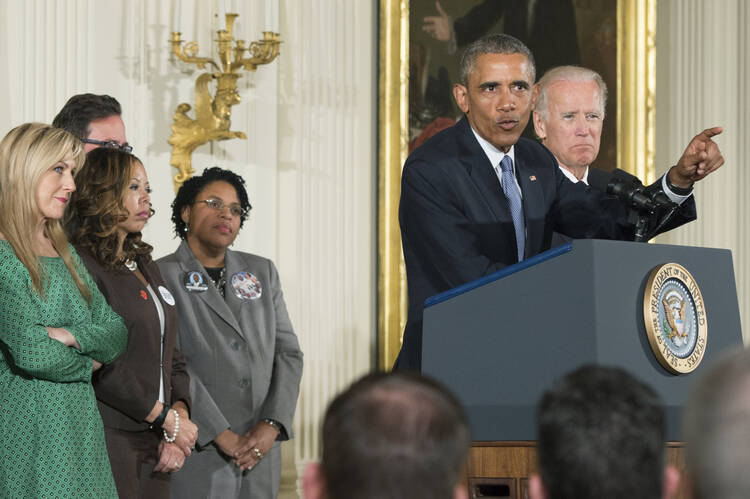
[683, 348, 750, 499]
[532, 65, 723, 188]
[532, 66, 606, 184]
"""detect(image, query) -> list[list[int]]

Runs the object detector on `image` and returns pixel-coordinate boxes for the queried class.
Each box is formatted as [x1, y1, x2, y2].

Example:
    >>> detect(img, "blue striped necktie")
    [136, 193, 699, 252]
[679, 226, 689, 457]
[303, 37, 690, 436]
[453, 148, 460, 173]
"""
[499, 155, 525, 261]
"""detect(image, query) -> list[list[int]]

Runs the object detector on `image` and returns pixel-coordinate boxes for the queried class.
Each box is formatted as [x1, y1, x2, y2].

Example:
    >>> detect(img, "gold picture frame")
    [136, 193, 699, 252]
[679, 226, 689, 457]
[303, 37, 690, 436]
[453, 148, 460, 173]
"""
[377, 0, 657, 369]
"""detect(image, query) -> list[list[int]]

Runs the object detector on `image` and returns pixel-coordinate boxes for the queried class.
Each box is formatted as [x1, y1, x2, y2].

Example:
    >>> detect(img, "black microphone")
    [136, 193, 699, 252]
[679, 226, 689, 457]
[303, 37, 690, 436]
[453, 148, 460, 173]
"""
[588, 168, 675, 213]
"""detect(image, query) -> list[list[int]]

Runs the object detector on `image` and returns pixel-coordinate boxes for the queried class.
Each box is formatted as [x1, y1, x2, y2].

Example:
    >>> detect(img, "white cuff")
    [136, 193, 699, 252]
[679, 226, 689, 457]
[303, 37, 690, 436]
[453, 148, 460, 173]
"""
[661, 174, 692, 205]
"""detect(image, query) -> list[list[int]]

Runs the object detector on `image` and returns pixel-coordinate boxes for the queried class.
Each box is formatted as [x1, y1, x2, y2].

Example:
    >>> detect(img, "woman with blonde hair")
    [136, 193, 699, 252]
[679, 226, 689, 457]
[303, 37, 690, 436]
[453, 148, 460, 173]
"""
[65, 147, 198, 498]
[0, 123, 127, 498]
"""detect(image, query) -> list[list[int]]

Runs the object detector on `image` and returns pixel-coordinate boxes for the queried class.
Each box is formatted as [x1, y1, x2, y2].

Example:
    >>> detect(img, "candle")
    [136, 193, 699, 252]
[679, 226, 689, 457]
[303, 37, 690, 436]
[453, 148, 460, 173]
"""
[218, 0, 227, 30]
[264, 0, 272, 31]
[272, 0, 279, 32]
[172, 0, 181, 32]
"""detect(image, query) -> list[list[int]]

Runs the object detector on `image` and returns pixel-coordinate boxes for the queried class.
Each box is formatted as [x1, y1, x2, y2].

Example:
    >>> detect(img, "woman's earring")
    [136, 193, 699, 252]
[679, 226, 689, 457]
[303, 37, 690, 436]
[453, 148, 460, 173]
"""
[183, 225, 189, 233]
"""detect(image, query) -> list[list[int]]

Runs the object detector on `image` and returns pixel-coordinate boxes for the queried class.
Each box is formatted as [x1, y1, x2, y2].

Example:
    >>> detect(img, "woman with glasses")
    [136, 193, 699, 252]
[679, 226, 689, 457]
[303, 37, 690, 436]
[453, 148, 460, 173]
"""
[0, 123, 127, 498]
[157, 167, 303, 499]
[65, 148, 198, 498]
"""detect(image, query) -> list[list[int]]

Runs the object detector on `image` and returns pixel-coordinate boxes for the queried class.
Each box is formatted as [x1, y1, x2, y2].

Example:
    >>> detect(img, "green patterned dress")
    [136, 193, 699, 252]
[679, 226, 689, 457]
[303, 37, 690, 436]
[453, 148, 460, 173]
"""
[0, 240, 128, 498]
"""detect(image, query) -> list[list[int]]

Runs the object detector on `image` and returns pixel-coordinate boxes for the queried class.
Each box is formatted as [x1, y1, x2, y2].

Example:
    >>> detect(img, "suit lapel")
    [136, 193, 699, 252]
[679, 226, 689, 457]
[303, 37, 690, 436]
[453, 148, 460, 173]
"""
[175, 241, 245, 339]
[455, 118, 511, 221]
[515, 153, 543, 259]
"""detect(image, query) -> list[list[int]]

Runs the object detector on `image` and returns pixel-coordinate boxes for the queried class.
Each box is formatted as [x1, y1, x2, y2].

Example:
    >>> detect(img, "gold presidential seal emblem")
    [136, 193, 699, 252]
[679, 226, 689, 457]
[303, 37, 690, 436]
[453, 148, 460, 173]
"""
[643, 263, 707, 374]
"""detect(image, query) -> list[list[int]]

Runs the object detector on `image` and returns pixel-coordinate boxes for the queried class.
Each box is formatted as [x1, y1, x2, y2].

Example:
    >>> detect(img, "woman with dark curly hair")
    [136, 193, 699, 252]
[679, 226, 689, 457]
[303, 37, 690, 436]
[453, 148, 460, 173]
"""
[157, 167, 303, 499]
[65, 148, 198, 498]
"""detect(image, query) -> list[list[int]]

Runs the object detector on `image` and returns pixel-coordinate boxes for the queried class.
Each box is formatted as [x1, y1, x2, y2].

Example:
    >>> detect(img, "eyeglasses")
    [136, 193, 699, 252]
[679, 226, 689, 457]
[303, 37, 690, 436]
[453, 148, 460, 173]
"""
[81, 138, 133, 153]
[195, 198, 247, 218]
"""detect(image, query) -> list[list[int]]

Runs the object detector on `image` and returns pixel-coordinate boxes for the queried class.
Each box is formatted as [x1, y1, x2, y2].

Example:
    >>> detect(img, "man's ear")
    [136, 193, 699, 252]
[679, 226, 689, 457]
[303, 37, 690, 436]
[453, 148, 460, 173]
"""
[453, 83, 469, 114]
[530, 82, 540, 109]
[532, 110, 546, 140]
[662, 465, 681, 499]
[302, 462, 327, 499]
[528, 474, 549, 499]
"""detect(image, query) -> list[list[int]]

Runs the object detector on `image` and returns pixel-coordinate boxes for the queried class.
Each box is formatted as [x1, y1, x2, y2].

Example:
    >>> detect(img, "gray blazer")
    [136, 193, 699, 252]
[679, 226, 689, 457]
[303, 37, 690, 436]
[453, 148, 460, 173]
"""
[157, 240, 303, 447]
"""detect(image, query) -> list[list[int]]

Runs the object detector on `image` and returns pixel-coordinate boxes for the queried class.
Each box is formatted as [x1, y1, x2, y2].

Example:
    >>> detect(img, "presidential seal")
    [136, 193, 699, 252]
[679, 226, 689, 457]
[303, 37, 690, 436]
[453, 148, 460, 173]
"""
[643, 263, 707, 374]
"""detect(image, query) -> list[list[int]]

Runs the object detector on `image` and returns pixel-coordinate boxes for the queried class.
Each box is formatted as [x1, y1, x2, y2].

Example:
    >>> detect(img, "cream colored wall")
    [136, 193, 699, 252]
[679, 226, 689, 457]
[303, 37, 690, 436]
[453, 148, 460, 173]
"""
[0, 0, 375, 496]
[654, 0, 748, 343]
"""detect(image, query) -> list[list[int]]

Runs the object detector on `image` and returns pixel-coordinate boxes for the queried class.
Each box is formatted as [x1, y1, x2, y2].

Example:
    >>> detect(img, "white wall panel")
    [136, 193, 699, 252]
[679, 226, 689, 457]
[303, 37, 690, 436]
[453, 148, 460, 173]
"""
[277, 0, 376, 485]
[0, 1, 376, 496]
[654, 0, 748, 343]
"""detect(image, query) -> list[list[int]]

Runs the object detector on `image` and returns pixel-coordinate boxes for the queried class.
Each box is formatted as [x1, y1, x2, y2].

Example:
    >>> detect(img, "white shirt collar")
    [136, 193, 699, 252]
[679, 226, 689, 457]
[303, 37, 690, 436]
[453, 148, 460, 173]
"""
[470, 126, 516, 170]
[558, 164, 589, 185]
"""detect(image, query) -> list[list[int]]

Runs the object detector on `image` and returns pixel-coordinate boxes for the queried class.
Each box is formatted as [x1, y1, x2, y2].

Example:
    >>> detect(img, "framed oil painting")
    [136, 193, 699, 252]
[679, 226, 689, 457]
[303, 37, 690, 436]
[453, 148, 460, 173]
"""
[378, 0, 656, 369]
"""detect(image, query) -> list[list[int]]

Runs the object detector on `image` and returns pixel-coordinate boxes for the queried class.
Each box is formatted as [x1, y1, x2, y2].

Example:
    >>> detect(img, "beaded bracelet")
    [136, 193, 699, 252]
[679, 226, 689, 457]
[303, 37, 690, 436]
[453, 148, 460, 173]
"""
[163, 409, 180, 443]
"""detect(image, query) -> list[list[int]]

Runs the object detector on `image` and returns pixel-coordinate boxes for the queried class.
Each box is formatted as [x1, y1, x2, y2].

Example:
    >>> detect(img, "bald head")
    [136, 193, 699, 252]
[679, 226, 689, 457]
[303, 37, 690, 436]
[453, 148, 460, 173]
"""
[309, 372, 471, 499]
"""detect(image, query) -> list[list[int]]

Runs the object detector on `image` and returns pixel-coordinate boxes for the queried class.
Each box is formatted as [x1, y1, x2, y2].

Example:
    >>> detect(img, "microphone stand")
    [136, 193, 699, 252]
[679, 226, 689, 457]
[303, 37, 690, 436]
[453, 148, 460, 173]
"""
[631, 202, 680, 242]
[633, 211, 652, 242]
[642, 203, 681, 241]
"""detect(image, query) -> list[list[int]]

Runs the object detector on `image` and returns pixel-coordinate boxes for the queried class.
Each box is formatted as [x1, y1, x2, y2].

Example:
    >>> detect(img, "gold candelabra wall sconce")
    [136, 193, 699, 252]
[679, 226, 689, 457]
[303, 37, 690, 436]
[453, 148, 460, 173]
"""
[168, 13, 281, 191]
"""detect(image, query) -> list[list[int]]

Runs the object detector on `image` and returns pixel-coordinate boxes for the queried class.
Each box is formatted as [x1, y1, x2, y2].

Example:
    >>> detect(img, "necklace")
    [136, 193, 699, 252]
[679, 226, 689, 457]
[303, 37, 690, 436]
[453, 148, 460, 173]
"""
[124, 259, 137, 272]
[207, 267, 226, 297]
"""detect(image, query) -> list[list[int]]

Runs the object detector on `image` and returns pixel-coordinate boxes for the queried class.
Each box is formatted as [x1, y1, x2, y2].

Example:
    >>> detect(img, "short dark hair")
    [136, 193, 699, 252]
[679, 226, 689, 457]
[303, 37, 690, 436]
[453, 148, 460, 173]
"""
[52, 93, 122, 140]
[321, 371, 471, 499]
[536, 365, 665, 499]
[459, 33, 536, 86]
[170, 166, 252, 239]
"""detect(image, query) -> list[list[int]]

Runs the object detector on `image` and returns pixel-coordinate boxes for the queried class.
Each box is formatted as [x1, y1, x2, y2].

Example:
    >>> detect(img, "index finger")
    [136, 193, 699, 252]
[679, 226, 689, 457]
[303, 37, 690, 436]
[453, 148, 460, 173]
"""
[698, 126, 723, 139]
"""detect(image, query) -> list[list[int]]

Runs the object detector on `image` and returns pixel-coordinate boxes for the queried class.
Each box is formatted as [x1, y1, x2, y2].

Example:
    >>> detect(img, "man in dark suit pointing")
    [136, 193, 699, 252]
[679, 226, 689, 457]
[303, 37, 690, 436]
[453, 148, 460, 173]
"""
[394, 34, 723, 371]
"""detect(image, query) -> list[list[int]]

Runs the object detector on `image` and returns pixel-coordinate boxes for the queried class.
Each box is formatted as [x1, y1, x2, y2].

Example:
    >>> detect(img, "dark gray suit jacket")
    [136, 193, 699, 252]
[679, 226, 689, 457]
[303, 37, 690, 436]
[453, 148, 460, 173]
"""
[157, 241, 303, 447]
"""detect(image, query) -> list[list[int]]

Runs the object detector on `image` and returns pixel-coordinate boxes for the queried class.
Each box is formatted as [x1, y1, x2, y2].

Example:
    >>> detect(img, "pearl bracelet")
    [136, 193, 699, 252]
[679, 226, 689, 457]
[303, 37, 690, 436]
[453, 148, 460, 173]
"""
[163, 409, 180, 443]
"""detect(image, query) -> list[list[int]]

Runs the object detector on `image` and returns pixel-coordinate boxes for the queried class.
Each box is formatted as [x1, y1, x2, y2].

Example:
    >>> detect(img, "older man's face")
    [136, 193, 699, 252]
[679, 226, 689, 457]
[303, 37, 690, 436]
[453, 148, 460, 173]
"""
[533, 79, 603, 172]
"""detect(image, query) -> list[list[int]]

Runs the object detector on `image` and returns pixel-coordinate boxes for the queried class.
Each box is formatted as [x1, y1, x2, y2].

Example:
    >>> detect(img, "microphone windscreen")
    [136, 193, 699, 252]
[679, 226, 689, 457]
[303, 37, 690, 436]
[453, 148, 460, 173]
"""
[611, 168, 644, 187]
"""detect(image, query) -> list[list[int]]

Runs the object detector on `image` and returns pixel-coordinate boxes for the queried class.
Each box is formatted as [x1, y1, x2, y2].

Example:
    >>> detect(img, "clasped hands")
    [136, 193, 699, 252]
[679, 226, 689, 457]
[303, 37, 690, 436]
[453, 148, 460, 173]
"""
[214, 421, 280, 472]
[153, 401, 198, 473]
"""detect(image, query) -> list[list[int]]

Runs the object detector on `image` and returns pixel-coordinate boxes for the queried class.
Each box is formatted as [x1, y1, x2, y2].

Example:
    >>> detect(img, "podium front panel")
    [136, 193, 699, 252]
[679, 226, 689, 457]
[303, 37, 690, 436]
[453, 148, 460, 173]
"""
[422, 240, 743, 441]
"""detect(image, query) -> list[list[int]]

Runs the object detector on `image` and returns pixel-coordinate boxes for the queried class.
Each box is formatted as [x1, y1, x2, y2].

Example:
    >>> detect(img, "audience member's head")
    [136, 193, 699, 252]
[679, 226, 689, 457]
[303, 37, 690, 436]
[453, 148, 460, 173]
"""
[683, 348, 750, 499]
[532, 66, 607, 179]
[529, 365, 679, 499]
[52, 93, 130, 153]
[303, 371, 471, 499]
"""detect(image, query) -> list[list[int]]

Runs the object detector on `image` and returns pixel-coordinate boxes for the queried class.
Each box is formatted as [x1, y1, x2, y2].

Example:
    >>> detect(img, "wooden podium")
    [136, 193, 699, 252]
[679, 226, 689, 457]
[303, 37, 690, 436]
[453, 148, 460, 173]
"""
[465, 442, 687, 498]
[421, 240, 743, 499]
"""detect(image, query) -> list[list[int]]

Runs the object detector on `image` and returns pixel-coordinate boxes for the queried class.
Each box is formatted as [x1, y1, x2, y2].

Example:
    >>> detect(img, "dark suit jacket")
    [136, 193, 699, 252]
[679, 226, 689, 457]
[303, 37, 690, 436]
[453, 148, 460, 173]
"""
[77, 249, 191, 431]
[394, 117, 696, 370]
